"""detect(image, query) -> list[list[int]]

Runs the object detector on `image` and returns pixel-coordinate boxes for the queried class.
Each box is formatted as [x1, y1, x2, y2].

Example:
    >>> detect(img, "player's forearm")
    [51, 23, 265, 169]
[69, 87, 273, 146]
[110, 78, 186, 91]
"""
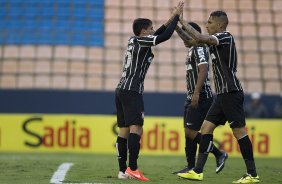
[155, 15, 179, 45]
[154, 25, 166, 35]
[194, 67, 208, 94]
[175, 25, 192, 42]
[179, 19, 217, 45]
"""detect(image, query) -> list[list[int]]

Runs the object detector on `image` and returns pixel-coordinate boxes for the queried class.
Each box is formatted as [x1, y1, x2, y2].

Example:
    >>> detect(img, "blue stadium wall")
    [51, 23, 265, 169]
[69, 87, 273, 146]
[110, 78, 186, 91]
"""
[0, 0, 104, 46]
[0, 89, 280, 118]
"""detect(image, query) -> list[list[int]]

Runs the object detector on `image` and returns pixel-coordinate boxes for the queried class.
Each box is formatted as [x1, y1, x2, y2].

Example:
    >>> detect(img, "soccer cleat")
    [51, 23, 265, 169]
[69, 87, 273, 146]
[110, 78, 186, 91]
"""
[232, 173, 260, 183]
[172, 166, 191, 174]
[216, 151, 228, 173]
[177, 170, 203, 181]
[125, 167, 149, 181]
[118, 171, 128, 179]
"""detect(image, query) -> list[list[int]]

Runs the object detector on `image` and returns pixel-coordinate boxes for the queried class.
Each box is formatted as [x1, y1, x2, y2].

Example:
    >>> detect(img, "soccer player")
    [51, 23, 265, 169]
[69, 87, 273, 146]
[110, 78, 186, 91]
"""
[172, 22, 227, 175]
[115, 1, 184, 181]
[177, 11, 260, 183]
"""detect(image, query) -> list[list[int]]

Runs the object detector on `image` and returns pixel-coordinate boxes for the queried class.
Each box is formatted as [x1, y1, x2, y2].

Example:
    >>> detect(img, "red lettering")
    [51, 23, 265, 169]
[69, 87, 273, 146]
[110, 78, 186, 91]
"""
[40, 120, 90, 148]
[221, 132, 233, 152]
[161, 125, 165, 150]
[220, 126, 270, 156]
[258, 133, 269, 154]
[42, 127, 54, 147]
[147, 124, 158, 150]
[141, 123, 180, 151]
[58, 121, 69, 147]
[168, 131, 179, 151]
[72, 121, 76, 147]
[79, 128, 90, 147]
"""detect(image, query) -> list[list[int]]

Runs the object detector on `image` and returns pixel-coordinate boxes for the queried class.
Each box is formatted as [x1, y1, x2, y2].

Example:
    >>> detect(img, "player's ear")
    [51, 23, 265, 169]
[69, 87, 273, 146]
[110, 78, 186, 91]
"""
[140, 28, 146, 35]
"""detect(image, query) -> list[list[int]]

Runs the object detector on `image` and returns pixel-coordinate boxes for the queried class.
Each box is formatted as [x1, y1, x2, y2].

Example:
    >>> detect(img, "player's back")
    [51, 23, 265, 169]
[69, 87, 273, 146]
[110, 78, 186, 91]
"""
[117, 36, 156, 93]
[209, 32, 242, 94]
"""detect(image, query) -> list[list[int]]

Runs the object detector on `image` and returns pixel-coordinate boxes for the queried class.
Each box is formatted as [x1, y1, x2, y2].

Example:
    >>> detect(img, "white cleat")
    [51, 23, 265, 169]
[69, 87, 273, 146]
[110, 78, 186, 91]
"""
[118, 171, 128, 179]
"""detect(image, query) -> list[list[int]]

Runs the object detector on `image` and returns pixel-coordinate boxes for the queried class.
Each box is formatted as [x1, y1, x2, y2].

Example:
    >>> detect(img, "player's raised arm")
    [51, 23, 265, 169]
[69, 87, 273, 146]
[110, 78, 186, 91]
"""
[175, 25, 201, 47]
[154, 1, 184, 35]
[179, 18, 217, 45]
[154, 1, 184, 45]
[175, 25, 192, 42]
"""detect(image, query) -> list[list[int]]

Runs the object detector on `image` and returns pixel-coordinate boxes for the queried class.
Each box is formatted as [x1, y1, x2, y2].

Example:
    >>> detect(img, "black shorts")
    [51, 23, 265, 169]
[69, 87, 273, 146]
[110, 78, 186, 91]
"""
[115, 88, 144, 128]
[184, 95, 213, 131]
[205, 91, 246, 128]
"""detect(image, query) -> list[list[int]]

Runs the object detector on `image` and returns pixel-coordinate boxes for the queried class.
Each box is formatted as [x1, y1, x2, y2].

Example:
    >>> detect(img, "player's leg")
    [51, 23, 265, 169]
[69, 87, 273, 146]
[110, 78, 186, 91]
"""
[185, 129, 228, 174]
[178, 120, 216, 180]
[173, 100, 197, 174]
[177, 96, 226, 175]
[116, 128, 129, 179]
[194, 120, 217, 173]
[178, 95, 226, 180]
[128, 125, 142, 171]
[126, 125, 148, 181]
[184, 128, 198, 170]
[232, 127, 259, 183]
[183, 98, 206, 171]
[221, 91, 259, 183]
[172, 127, 198, 174]
[115, 89, 129, 179]
[120, 90, 149, 181]
[194, 96, 227, 173]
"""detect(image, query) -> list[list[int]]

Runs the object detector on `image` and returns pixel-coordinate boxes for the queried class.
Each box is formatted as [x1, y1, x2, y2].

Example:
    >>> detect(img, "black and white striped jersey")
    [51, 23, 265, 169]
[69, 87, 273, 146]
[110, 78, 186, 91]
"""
[209, 31, 243, 94]
[117, 35, 156, 94]
[185, 46, 213, 99]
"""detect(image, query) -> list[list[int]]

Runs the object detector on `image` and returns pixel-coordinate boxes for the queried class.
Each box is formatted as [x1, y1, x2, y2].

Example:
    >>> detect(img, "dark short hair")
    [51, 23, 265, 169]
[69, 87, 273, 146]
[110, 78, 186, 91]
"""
[210, 10, 229, 25]
[188, 22, 201, 33]
[210, 10, 227, 17]
[132, 18, 152, 36]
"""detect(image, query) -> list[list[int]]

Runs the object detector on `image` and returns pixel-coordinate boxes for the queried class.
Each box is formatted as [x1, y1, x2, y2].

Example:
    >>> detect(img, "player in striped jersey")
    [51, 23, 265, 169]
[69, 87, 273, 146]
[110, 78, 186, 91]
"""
[115, 1, 184, 181]
[172, 22, 227, 175]
[177, 11, 259, 183]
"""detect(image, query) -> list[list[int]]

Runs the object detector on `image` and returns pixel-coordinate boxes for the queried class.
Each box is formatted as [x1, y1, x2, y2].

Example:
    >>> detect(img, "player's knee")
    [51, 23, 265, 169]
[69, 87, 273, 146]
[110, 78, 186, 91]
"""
[129, 125, 143, 135]
[200, 120, 215, 134]
[184, 128, 198, 139]
[118, 127, 130, 138]
[232, 127, 247, 139]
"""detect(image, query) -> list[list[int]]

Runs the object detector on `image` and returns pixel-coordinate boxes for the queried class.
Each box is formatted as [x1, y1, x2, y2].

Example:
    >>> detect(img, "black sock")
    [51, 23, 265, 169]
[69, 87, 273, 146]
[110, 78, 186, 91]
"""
[193, 132, 201, 143]
[194, 134, 213, 173]
[128, 133, 140, 171]
[185, 137, 197, 169]
[116, 136, 127, 173]
[193, 132, 222, 158]
[210, 144, 223, 158]
[238, 135, 257, 176]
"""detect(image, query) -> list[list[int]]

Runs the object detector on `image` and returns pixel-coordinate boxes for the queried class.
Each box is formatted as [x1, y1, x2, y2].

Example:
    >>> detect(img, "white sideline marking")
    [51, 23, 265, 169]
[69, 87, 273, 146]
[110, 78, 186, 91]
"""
[50, 162, 73, 184]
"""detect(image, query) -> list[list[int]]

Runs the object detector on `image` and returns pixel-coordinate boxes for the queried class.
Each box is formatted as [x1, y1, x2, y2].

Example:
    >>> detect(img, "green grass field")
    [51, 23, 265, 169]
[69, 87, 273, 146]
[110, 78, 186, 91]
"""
[0, 153, 281, 184]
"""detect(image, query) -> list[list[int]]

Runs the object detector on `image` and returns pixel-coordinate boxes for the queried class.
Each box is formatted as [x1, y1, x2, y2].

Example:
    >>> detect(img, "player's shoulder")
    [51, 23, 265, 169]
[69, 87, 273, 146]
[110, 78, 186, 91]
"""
[138, 34, 156, 40]
[128, 36, 137, 44]
[213, 31, 232, 38]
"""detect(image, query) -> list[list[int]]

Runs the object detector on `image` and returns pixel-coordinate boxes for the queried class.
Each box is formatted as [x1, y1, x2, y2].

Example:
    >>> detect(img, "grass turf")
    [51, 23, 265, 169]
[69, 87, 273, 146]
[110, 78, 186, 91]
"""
[0, 153, 281, 184]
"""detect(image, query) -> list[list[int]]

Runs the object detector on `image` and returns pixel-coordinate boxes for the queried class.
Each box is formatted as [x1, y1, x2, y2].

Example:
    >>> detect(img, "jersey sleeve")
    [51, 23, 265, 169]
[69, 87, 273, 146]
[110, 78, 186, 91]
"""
[211, 32, 232, 45]
[195, 46, 209, 65]
[136, 35, 157, 47]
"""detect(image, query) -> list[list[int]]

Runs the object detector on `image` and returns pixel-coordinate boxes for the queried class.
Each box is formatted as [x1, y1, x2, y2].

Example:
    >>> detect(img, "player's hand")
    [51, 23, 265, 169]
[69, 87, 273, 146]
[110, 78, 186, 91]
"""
[174, 1, 184, 16]
[191, 93, 199, 108]
[179, 10, 183, 20]
[179, 17, 185, 25]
